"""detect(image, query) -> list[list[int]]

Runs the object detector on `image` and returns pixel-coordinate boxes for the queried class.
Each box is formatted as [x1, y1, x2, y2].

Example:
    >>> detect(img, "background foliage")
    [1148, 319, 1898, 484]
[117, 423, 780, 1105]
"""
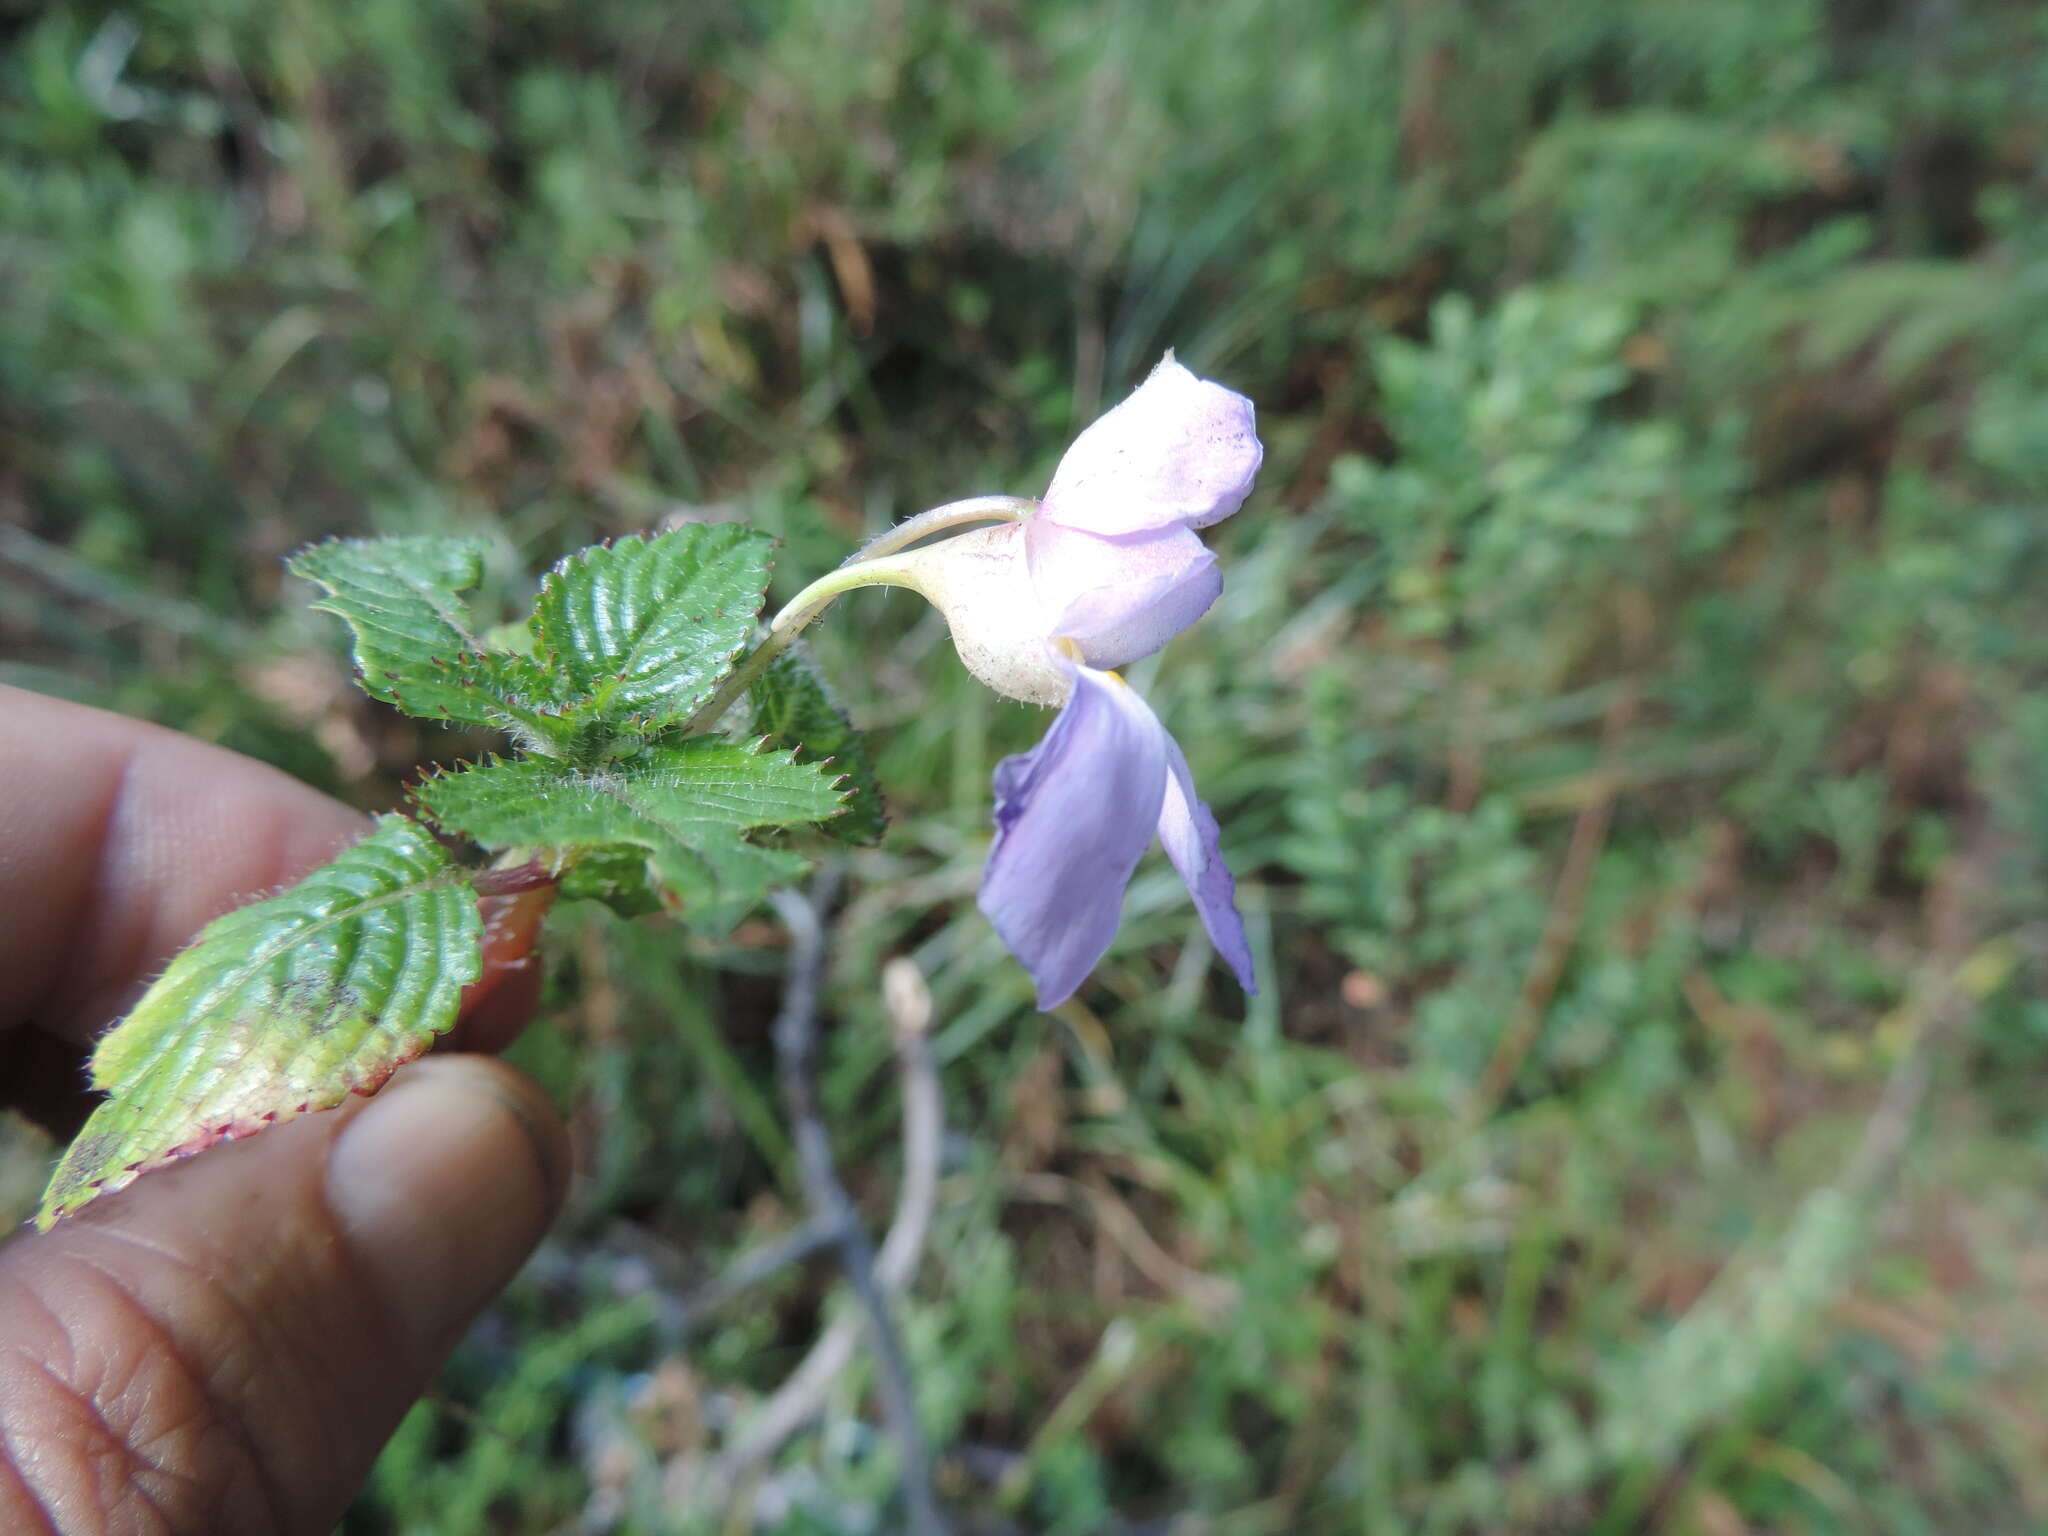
[5, 0, 2047, 1530]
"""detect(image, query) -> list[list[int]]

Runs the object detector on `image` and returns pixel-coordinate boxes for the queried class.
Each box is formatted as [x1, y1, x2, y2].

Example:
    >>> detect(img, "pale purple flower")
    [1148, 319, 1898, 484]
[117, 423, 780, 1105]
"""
[980, 660, 1256, 1008]
[898, 356, 1262, 1008]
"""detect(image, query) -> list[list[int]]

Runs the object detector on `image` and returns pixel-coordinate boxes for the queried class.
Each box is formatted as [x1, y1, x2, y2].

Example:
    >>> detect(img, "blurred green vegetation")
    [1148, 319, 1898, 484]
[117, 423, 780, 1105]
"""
[5, 0, 2048, 1530]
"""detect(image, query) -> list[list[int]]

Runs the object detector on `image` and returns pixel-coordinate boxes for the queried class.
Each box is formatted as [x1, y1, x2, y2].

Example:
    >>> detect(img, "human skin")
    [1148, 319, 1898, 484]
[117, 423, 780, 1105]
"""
[0, 685, 568, 1535]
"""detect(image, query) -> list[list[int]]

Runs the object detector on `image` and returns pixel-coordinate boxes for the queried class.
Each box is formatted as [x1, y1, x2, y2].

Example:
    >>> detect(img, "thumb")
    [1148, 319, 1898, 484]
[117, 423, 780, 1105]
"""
[0, 1056, 568, 1536]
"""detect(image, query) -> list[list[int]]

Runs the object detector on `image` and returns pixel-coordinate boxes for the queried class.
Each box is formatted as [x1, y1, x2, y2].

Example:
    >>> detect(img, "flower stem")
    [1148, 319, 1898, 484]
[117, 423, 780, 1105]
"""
[683, 555, 926, 734]
[684, 497, 1034, 737]
[839, 494, 1037, 567]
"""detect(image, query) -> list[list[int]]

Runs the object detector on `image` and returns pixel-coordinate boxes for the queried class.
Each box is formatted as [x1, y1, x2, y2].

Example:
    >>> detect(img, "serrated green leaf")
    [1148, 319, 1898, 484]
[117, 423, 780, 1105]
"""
[529, 526, 774, 729]
[414, 740, 843, 930]
[750, 648, 887, 844]
[39, 818, 483, 1229]
[290, 537, 568, 744]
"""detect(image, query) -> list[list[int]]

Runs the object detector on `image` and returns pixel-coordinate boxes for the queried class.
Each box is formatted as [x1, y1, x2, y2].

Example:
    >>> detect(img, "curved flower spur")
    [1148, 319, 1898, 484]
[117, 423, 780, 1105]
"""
[700, 354, 1263, 1008]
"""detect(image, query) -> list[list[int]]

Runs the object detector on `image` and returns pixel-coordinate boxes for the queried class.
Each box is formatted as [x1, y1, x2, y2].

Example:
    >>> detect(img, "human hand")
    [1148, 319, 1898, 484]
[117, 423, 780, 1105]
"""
[0, 686, 569, 1535]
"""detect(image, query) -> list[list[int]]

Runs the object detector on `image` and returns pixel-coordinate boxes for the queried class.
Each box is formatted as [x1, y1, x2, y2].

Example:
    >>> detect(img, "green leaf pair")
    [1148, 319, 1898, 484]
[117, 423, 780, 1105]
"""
[40, 526, 885, 1229]
[413, 739, 845, 932]
[291, 525, 773, 753]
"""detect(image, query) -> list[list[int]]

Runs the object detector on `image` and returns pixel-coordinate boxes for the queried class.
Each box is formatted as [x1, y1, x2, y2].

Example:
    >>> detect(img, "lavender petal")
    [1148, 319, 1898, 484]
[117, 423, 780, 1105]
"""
[1041, 355, 1263, 537]
[1026, 520, 1222, 669]
[1157, 731, 1257, 993]
[978, 666, 1170, 1009]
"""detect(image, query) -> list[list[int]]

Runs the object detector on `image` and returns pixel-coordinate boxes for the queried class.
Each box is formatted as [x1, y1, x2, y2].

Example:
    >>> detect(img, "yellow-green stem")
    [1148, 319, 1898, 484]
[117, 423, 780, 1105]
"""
[684, 496, 1036, 736]
[683, 555, 927, 734]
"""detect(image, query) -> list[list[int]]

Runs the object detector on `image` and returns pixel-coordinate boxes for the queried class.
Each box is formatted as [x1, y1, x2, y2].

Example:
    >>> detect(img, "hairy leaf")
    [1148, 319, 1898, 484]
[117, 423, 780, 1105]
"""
[530, 526, 774, 730]
[39, 818, 483, 1229]
[750, 648, 887, 844]
[290, 537, 567, 745]
[557, 846, 667, 920]
[414, 740, 844, 929]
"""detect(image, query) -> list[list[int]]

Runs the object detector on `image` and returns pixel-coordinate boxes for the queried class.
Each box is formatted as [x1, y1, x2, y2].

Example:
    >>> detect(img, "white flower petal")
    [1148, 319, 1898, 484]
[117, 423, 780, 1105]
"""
[1041, 355, 1262, 536]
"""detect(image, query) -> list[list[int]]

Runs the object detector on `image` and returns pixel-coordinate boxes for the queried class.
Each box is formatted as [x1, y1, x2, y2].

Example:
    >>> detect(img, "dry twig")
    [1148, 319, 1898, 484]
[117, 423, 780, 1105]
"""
[691, 888, 948, 1532]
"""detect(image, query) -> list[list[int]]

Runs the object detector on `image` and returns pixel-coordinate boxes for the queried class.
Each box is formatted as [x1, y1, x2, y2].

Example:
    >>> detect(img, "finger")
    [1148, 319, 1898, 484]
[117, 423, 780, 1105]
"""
[0, 685, 369, 1048]
[0, 1054, 568, 1536]
[0, 687, 550, 1128]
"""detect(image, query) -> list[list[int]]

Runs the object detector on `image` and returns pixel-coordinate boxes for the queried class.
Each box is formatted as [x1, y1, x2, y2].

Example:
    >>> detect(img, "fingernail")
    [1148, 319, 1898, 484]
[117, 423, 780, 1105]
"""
[325, 1058, 565, 1342]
